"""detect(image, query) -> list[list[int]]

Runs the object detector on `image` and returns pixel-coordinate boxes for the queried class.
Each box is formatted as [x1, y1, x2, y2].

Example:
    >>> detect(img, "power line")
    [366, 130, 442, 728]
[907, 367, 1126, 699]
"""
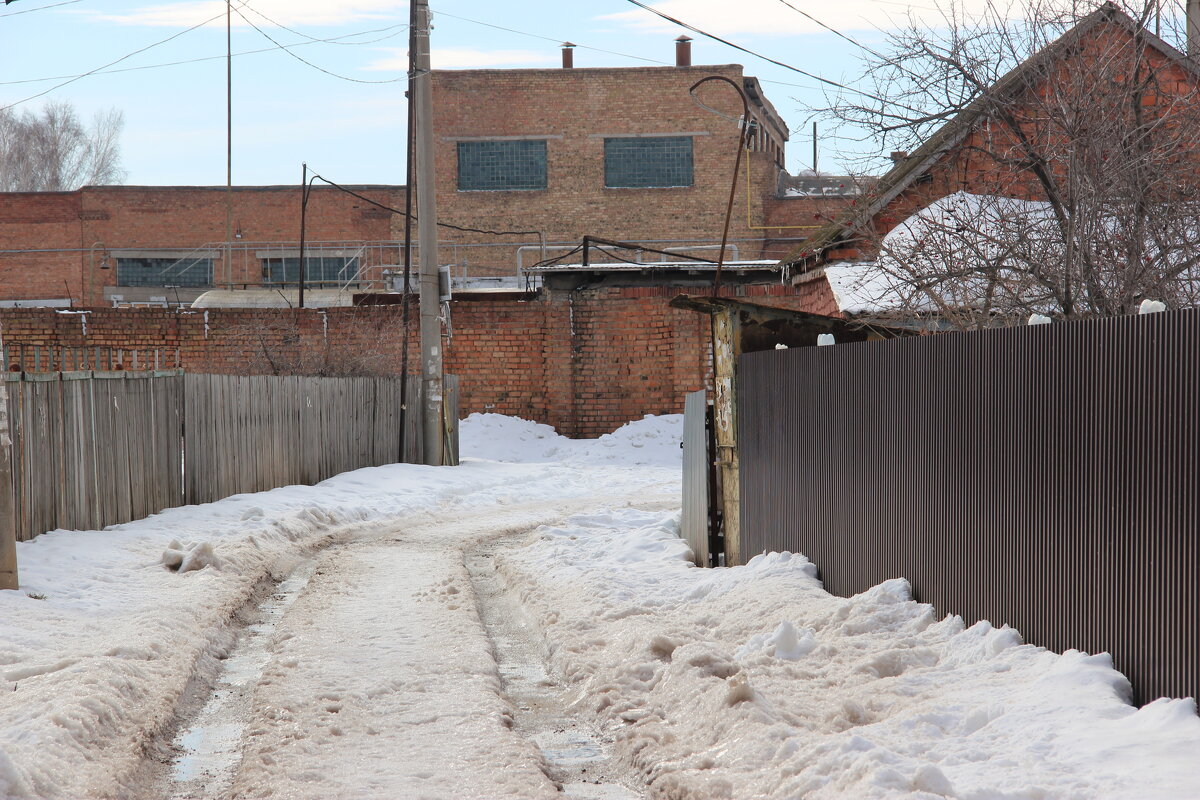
[772, 0, 889, 61]
[0, 23, 408, 87]
[0, 0, 83, 18]
[620, 0, 921, 112]
[436, 10, 670, 66]
[1, 1, 249, 111]
[238, 2, 405, 48]
[232, 6, 403, 84]
[526, 245, 585, 271]
[307, 171, 544, 238]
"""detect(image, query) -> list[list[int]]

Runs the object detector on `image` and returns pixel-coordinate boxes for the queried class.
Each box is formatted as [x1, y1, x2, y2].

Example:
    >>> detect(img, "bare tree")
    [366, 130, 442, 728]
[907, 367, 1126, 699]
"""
[828, 1, 1200, 327]
[0, 101, 126, 191]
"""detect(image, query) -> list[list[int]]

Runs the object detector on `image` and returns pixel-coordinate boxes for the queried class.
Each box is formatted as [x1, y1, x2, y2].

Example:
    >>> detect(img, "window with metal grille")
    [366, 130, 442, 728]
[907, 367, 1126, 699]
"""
[604, 136, 693, 188]
[262, 256, 359, 286]
[116, 257, 213, 288]
[457, 139, 547, 191]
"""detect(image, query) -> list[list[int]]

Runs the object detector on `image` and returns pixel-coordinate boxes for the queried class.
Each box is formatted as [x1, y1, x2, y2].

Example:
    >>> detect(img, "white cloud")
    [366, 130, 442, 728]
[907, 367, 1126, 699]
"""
[365, 47, 555, 71]
[93, 0, 406, 28]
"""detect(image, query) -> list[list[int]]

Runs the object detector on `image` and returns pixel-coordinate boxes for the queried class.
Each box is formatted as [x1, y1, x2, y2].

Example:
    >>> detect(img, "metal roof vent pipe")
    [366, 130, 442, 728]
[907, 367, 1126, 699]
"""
[561, 42, 576, 68]
[676, 36, 692, 67]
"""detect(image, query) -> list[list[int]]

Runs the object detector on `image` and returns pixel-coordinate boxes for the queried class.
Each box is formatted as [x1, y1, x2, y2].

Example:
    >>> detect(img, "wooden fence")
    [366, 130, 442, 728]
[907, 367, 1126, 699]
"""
[183, 374, 459, 504]
[5, 371, 459, 540]
[6, 371, 184, 542]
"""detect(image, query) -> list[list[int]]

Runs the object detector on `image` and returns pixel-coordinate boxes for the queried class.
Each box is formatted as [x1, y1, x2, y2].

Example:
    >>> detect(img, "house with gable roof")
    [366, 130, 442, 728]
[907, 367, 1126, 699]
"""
[780, 2, 1200, 324]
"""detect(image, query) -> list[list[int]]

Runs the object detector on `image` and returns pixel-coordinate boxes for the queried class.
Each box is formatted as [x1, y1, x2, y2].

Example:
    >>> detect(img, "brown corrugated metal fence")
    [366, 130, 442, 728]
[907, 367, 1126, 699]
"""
[738, 309, 1199, 704]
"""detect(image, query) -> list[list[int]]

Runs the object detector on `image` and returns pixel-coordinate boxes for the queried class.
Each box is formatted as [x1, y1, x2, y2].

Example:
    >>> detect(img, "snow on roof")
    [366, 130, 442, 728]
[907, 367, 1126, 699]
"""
[822, 192, 1057, 315]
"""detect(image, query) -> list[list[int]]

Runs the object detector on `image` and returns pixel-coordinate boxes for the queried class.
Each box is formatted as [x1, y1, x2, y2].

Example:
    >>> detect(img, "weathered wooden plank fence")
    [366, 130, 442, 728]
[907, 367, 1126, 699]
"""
[4, 371, 458, 541]
[5, 371, 184, 541]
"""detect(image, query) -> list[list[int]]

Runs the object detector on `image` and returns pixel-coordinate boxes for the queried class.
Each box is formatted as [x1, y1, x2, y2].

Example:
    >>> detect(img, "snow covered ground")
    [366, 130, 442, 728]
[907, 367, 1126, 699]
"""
[1, 410, 1198, 799]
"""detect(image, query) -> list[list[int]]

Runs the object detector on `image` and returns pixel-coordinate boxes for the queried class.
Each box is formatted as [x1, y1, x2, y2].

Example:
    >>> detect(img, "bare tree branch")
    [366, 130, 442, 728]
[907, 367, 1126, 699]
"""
[0, 101, 126, 191]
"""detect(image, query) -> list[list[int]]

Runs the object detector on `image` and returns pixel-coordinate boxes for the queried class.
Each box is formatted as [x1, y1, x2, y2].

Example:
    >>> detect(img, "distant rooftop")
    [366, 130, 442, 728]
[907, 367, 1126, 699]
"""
[777, 171, 872, 198]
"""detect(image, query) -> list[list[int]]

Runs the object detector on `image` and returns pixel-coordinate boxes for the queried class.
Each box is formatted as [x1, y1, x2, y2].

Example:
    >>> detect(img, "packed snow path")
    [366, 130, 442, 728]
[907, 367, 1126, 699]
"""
[138, 500, 659, 800]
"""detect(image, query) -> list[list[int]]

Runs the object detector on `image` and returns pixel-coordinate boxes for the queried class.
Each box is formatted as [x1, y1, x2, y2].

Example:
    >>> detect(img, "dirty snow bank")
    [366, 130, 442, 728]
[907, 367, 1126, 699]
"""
[0, 411, 681, 800]
[499, 510, 1200, 800]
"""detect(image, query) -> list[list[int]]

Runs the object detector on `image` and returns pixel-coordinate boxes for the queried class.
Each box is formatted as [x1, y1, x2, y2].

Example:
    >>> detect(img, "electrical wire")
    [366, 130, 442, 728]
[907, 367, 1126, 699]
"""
[620, 0, 922, 113]
[0, 23, 408, 87]
[526, 245, 585, 271]
[307, 171, 545, 238]
[238, 2, 405, 48]
[232, 6, 403, 84]
[772, 0, 890, 60]
[0, 1, 251, 111]
[436, 10, 670, 66]
[0, 0, 83, 18]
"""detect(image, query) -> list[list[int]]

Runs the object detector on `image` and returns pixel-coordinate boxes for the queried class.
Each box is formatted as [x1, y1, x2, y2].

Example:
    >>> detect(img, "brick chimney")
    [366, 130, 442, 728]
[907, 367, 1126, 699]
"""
[562, 42, 575, 68]
[675, 36, 692, 67]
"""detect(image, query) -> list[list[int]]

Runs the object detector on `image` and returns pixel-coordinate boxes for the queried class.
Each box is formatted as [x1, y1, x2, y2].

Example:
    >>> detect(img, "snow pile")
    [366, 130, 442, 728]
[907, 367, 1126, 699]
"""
[567, 414, 683, 468]
[459, 413, 575, 462]
[461, 412, 682, 467]
[499, 510, 1200, 800]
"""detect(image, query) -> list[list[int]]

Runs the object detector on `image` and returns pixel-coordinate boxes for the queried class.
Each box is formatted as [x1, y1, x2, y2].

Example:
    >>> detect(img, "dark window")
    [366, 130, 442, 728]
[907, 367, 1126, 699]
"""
[457, 140, 547, 191]
[262, 256, 359, 286]
[116, 257, 213, 288]
[604, 136, 693, 188]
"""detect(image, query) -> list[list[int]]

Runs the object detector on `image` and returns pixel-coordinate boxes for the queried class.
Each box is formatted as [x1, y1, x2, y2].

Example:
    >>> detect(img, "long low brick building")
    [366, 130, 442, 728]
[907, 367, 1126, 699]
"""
[0, 278, 840, 437]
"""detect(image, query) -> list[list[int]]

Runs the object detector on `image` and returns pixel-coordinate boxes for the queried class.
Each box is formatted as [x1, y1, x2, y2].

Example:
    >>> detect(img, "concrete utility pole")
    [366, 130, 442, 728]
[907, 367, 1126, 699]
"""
[0, 328, 17, 590]
[413, 0, 444, 466]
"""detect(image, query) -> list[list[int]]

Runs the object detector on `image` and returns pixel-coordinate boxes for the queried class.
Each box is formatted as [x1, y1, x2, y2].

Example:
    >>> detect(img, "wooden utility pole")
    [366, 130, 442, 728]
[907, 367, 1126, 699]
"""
[0, 329, 17, 590]
[413, 0, 444, 465]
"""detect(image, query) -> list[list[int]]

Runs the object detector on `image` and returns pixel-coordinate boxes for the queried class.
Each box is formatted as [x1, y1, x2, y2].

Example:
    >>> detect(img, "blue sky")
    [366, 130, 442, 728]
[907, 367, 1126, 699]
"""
[0, 0, 1004, 185]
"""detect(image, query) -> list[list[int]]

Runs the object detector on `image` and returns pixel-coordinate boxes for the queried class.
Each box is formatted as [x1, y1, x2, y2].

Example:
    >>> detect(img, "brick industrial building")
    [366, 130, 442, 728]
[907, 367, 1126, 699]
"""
[0, 40, 854, 308]
[0, 43, 859, 434]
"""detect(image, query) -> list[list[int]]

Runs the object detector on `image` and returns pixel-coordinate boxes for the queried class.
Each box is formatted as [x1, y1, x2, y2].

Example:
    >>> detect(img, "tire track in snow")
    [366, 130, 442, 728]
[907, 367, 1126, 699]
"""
[468, 534, 648, 800]
[135, 557, 324, 800]
[134, 496, 671, 799]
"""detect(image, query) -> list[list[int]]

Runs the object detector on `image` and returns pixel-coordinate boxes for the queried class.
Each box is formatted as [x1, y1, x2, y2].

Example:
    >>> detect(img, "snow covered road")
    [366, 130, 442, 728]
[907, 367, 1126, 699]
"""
[216, 500, 661, 800]
[2, 412, 1199, 800]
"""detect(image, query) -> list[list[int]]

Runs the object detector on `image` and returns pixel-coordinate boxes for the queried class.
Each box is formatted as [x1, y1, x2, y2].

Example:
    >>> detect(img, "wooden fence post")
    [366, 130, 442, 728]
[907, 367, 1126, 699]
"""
[0, 351, 17, 590]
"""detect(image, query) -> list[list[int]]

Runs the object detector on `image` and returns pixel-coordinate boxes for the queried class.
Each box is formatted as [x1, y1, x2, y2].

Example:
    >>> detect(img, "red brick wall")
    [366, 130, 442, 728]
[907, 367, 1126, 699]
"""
[0, 186, 404, 306]
[427, 65, 787, 274]
[0, 279, 838, 437]
[0, 193, 84, 304]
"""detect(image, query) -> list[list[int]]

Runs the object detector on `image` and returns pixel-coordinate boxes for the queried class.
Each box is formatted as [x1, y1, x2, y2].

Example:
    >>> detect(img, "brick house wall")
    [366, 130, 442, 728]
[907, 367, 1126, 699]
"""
[810, 16, 1200, 265]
